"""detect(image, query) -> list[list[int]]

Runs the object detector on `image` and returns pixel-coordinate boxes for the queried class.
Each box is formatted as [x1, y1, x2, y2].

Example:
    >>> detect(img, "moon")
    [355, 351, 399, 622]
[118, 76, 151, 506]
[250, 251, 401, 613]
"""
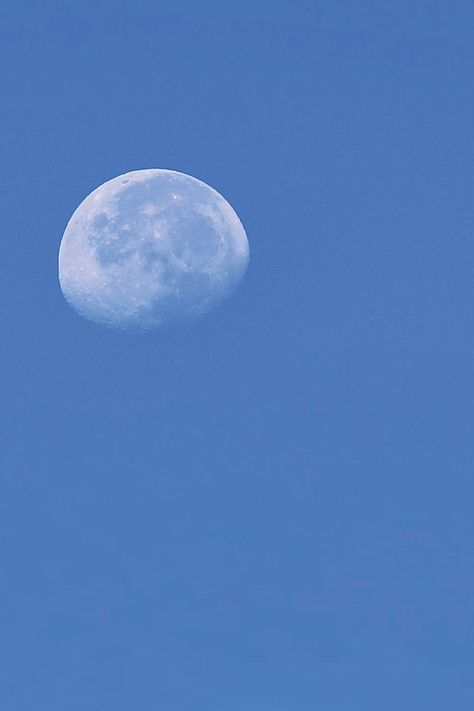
[58, 169, 250, 331]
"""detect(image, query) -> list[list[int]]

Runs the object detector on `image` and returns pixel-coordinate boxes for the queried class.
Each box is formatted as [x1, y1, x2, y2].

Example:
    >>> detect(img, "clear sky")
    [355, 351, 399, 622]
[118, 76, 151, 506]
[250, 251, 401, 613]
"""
[1, 1, 474, 709]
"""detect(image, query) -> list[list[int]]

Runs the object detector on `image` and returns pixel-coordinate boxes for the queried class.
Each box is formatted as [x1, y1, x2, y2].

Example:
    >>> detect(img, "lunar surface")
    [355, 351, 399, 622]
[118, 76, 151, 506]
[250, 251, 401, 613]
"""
[58, 169, 249, 331]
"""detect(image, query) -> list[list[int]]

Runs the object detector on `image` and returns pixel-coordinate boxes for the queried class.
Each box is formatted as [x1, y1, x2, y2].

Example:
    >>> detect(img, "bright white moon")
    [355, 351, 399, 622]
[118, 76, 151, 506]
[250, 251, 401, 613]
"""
[58, 169, 249, 331]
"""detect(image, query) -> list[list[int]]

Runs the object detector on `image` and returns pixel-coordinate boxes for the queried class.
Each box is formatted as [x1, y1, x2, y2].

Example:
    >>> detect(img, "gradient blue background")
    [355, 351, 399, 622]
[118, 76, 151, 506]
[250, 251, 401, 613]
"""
[1, 1, 473, 708]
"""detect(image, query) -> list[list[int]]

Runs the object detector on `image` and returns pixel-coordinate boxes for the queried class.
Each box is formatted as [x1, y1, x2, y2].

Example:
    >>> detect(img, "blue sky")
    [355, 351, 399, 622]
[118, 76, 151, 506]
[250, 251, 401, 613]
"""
[1, 1, 474, 708]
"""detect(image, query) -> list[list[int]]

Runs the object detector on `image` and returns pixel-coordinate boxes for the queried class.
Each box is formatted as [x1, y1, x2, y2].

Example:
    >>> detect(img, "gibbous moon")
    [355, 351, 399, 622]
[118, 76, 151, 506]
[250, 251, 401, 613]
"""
[58, 169, 249, 331]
